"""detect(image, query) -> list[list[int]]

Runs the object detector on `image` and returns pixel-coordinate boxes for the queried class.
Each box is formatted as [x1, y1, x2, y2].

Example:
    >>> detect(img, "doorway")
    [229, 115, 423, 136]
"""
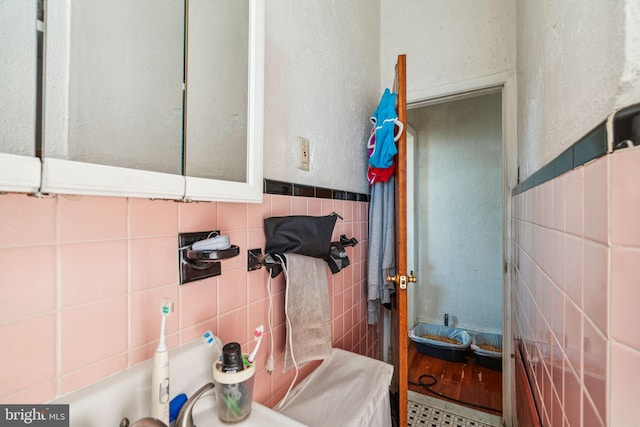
[405, 90, 505, 422]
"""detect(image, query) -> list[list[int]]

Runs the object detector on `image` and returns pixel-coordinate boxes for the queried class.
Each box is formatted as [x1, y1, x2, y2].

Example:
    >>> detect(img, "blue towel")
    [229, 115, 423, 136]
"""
[368, 89, 399, 169]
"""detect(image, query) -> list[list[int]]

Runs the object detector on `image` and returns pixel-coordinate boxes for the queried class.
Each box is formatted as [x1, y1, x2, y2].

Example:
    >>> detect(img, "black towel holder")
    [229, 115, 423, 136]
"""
[247, 234, 358, 278]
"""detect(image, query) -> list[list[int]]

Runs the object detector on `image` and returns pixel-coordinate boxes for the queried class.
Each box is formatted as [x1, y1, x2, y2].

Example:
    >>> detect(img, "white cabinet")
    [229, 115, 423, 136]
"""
[1, 0, 265, 202]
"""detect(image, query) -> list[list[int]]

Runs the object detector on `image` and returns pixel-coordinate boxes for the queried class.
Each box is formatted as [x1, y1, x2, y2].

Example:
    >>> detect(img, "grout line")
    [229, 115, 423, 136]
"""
[54, 194, 62, 398]
[126, 197, 132, 367]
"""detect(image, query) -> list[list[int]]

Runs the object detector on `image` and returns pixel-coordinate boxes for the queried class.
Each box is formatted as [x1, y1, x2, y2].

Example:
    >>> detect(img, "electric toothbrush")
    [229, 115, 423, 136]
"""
[151, 298, 173, 425]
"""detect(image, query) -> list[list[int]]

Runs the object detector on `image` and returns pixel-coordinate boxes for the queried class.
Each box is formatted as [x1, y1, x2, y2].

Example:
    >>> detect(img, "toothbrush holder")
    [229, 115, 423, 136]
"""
[212, 358, 255, 423]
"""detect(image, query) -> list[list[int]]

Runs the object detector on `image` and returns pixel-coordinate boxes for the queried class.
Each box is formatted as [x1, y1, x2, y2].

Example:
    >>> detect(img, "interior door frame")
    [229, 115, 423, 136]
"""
[403, 71, 517, 425]
[392, 54, 409, 427]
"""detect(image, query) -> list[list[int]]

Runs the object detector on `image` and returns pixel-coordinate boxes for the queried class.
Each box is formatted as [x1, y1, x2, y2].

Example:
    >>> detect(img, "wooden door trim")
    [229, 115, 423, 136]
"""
[395, 53, 409, 427]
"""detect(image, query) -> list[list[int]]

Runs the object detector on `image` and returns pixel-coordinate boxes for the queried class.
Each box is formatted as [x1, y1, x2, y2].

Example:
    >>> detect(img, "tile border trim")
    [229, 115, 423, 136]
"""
[512, 102, 640, 196]
[264, 179, 370, 202]
[511, 122, 607, 196]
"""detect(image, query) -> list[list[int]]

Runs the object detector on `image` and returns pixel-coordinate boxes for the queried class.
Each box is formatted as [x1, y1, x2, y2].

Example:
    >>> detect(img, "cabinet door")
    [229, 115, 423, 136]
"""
[183, 0, 264, 202]
[185, 0, 249, 184]
[0, 0, 41, 192]
[42, 0, 185, 198]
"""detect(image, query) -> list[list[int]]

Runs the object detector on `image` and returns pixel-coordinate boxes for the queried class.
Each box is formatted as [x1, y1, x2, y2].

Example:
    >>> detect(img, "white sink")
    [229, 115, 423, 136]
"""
[51, 341, 306, 427]
[191, 391, 307, 426]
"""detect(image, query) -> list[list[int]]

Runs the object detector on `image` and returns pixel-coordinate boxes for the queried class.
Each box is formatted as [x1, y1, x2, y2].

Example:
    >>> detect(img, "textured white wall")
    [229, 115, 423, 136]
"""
[379, 0, 516, 97]
[0, 0, 37, 156]
[408, 93, 503, 332]
[620, 0, 640, 107]
[263, 1, 380, 194]
[516, 0, 640, 179]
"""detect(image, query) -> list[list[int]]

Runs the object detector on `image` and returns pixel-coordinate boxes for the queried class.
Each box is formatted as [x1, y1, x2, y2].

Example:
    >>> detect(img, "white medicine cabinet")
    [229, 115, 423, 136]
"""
[0, 0, 264, 203]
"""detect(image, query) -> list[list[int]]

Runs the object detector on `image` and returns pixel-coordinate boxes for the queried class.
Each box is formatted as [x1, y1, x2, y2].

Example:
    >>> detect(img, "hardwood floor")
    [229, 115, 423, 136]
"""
[408, 342, 503, 417]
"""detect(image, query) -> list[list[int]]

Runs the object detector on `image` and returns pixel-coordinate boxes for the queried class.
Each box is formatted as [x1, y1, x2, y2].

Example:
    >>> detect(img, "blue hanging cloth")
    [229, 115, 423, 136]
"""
[368, 88, 402, 169]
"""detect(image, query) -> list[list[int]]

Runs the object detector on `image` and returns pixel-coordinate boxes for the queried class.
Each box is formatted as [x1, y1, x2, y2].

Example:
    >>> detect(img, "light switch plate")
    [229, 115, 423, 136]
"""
[297, 136, 310, 171]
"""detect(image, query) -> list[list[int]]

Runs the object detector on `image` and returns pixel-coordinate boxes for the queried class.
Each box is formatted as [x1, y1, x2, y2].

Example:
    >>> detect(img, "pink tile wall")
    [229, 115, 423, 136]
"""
[0, 193, 378, 407]
[512, 147, 640, 427]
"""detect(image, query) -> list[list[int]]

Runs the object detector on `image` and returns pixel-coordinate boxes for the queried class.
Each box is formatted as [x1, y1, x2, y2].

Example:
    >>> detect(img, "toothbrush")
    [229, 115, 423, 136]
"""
[202, 330, 223, 361]
[247, 325, 264, 364]
[151, 298, 173, 425]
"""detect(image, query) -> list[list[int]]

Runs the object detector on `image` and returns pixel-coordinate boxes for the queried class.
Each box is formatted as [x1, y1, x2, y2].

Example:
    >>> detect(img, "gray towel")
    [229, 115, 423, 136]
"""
[367, 176, 396, 324]
[282, 253, 332, 372]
